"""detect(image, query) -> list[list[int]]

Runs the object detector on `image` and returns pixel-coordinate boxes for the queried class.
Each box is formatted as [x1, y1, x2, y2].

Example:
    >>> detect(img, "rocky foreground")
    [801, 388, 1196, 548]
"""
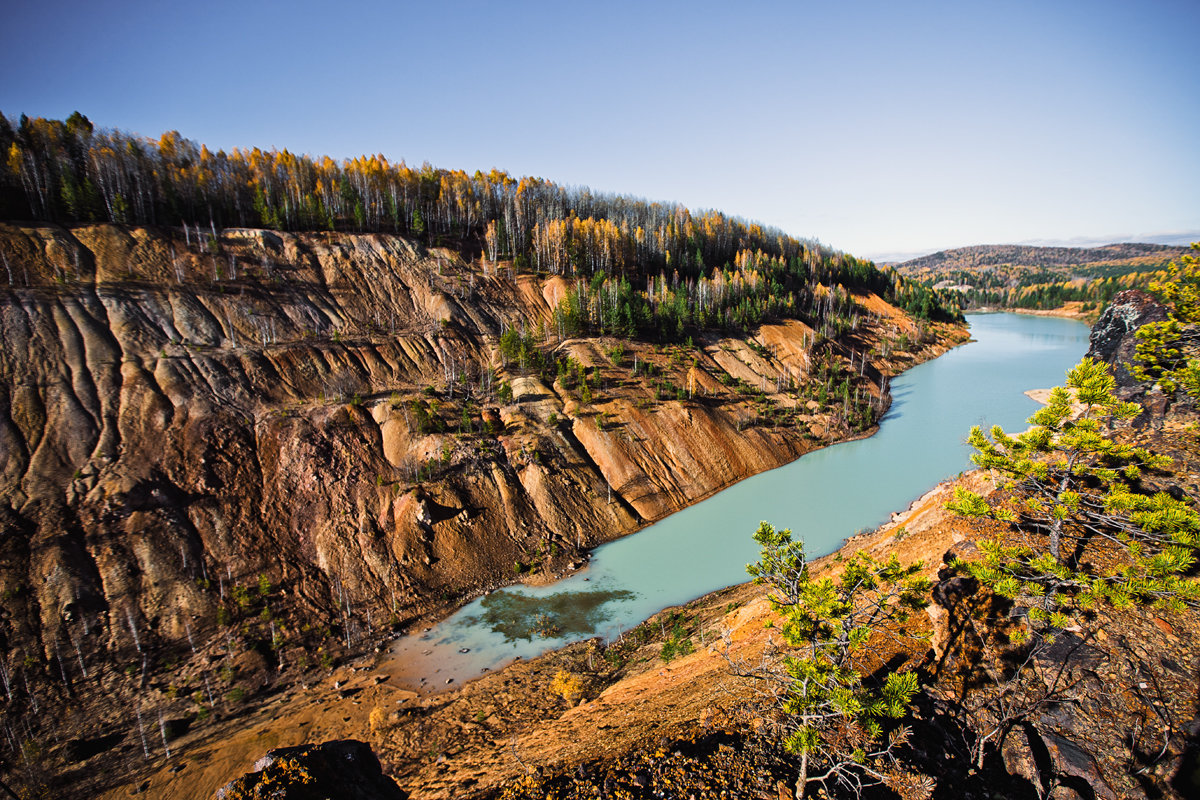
[0, 223, 962, 798]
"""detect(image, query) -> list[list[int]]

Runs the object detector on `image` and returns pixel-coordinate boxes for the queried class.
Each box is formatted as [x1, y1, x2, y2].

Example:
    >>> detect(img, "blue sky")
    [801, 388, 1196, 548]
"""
[2, 0, 1197, 260]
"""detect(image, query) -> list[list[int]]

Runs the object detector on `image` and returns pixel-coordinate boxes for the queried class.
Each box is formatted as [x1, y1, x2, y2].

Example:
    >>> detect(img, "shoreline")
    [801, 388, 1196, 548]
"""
[382, 416, 893, 696]
[372, 318, 972, 663]
[91, 319, 971, 799]
[380, 326, 972, 696]
[970, 304, 1098, 323]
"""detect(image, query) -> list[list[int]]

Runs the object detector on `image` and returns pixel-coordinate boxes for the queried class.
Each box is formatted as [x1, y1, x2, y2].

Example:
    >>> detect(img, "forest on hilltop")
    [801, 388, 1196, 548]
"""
[895, 242, 1190, 312]
[897, 242, 1183, 273]
[0, 112, 961, 333]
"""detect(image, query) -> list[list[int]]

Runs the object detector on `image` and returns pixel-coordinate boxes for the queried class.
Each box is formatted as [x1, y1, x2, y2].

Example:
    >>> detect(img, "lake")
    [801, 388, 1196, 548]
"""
[388, 312, 1091, 687]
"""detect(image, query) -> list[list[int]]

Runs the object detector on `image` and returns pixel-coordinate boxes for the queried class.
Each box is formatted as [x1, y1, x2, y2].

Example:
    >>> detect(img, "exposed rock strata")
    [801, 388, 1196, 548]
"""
[0, 223, 961, 798]
[85, 297, 1200, 800]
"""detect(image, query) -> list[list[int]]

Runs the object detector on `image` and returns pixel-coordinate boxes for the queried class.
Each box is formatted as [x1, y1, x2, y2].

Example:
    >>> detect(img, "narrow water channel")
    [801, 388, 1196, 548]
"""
[388, 313, 1091, 688]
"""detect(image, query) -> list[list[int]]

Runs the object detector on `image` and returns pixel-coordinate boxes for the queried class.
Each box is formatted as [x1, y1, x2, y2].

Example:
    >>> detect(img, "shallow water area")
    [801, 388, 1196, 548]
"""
[386, 313, 1091, 690]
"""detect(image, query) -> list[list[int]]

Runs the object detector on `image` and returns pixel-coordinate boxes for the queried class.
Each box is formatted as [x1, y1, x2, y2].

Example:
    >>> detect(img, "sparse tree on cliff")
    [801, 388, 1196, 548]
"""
[0, 113, 962, 325]
[944, 354, 1200, 770]
[1132, 243, 1200, 399]
[946, 357, 1200, 639]
[742, 522, 933, 800]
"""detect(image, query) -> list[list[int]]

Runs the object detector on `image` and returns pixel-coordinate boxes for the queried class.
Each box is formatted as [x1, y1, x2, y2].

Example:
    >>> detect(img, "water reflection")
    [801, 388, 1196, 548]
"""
[463, 588, 637, 642]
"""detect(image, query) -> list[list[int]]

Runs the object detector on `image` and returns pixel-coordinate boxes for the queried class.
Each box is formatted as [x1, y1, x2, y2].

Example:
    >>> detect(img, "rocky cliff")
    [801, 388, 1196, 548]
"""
[1085, 288, 1169, 398]
[63, 276, 1198, 800]
[0, 222, 962, 796]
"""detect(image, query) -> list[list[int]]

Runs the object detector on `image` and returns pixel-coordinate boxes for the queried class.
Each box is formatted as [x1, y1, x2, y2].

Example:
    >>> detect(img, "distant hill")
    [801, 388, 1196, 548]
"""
[892, 242, 1194, 313]
[894, 242, 1187, 278]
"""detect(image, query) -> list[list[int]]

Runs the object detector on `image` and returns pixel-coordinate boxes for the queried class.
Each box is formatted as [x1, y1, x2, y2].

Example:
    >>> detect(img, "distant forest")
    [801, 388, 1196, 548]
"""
[896, 243, 1190, 313]
[0, 112, 961, 334]
[955, 272, 1164, 313]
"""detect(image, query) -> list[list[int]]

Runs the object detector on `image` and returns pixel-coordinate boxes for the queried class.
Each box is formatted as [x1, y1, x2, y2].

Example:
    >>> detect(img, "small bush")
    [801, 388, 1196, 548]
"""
[550, 670, 584, 705]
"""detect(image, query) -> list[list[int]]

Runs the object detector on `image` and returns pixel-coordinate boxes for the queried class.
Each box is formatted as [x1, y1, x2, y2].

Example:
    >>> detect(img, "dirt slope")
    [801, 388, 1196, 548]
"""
[0, 222, 963, 797]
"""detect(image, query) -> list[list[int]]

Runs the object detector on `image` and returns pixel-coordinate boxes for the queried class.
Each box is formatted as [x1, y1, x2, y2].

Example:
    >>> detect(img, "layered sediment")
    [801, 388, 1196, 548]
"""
[0, 223, 962, 797]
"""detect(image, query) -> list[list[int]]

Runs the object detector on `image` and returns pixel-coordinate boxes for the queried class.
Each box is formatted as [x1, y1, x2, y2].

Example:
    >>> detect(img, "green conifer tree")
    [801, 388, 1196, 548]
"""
[946, 357, 1200, 640]
[745, 522, 933, 799]
[1132, 243, 1200, 397]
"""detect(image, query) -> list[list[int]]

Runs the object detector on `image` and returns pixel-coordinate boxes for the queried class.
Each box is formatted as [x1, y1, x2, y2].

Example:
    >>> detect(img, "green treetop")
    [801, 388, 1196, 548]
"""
[946, 357, 1200, 640]
[745, 521, 933, 800]
[1132, 243, 1200, 397]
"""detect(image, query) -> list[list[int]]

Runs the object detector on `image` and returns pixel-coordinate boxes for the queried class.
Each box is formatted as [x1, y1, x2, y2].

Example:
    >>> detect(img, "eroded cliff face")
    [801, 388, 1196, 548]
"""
[1, 225, 509, 686]
[0, 223, 961, 791]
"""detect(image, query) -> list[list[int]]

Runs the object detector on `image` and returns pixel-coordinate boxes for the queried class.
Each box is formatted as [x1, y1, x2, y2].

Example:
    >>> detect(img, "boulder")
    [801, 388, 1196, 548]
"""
[1085, 289, 1169, 398]
[1000, 724, 1117, 800]
[215, 739, 408, 800]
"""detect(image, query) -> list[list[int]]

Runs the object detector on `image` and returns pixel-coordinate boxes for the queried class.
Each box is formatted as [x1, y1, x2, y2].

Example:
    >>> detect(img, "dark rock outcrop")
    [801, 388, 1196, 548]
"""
[215, 739, 408, 800]
[1085, 289, 1169, 398]
[998, 723, 1118, 800]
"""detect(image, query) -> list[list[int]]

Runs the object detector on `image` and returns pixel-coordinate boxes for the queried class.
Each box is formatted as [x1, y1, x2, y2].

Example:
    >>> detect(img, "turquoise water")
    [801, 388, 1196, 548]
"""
[388, 313, 1091, 687]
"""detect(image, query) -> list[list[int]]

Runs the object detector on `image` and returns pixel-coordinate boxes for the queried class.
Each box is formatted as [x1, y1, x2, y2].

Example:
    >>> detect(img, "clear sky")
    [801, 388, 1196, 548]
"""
[2, 0, 1197, 260]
